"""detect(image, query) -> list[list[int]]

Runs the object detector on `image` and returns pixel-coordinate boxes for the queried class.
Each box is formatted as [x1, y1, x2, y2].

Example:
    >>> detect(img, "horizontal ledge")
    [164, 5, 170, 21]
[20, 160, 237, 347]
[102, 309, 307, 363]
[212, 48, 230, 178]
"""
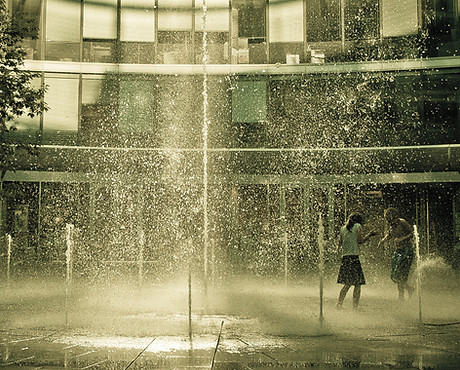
[23, 56, 460, 76]
[16, 143, 460, 153]
[4, 170, 460, 185]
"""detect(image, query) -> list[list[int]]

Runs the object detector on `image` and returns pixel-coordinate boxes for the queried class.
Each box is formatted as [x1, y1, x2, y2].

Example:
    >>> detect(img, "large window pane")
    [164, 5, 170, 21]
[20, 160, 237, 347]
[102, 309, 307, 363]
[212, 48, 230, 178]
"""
[46, 0, 81, 61]
[158, 10, 192, 31]
[46, 0, 80, 42]
[120, 0, 156, 63]
[235, 0, 265, 38]
[11, 0, 42, 60]
[43, 76, 79, 143]
[306, 0, 340, 42]
[232, 0, 266, 64]
[269, 0, 303, 43]
[121, 0, 155, 42]
[121, 42, 155, 63]
[8, 77, 41, 141]
[424, 0, 460, 57]
[83, 0, 117, 39]
[157, 0, 193, 63]
[269, 0, 303, 64]
[345, 0, 379, 40]
[382, 0, 418, 37]
[195, 0, 230, 64]
[81, 74, 119, 145]
[158, 0, 192, 31]
[232, 80, 267, 123]
[119, 79, 155, 133]
[420, 73, 460, 144]
[81, 77, 104, 140]
[195, 0, 229, 32]
[151, 76, 202, 148]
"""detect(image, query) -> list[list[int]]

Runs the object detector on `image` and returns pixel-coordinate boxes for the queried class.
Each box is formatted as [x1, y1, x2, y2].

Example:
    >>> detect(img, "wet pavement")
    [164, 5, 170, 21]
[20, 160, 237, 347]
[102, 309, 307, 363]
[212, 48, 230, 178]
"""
[1, 321, 459, 369]
[1, 269, 459, 369]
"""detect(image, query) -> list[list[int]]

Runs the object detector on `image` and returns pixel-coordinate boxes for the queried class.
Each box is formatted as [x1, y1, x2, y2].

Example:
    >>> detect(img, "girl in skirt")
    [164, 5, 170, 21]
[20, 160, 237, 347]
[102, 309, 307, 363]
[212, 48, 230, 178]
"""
[337, 212, 378, 308]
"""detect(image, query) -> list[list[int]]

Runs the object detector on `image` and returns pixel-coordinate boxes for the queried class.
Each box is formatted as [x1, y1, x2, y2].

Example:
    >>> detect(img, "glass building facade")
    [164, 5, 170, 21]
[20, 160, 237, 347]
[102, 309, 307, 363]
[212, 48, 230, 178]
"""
[2, 0, 460, 280]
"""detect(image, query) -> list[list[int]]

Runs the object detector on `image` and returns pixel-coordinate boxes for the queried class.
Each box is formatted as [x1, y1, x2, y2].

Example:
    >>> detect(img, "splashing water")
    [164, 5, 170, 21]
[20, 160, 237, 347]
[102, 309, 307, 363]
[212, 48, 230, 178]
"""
[202, 0, 209, 296]
[65, 223, 74, 327]
[317, 216, 325, 323]
[7, 234, 12, 289]
[65, 223, 74, 284]
[413, 224, 422, 323]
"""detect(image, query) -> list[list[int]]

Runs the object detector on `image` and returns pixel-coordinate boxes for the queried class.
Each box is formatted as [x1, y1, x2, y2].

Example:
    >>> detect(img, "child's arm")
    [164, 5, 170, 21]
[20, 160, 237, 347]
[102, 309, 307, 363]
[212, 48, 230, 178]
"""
[358, 227, 379, 244]
[337, 233, 343, 248]
[378, 231, 390, 247]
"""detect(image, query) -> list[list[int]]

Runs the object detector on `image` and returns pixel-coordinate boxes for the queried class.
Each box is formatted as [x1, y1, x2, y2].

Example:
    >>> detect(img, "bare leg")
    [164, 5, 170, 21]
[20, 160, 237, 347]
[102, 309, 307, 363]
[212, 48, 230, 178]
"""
[353, 285, 361, 308]
[338, 284, 351, 307]
[405, 282, 414, 297]
[397, 282, 405, 300]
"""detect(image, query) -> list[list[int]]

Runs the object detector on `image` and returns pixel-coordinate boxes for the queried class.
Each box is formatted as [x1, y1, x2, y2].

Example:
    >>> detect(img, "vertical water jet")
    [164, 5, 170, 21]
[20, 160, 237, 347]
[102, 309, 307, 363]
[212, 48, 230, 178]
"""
[6, 234, 12, 289]
[65, 223, 74, 327]
[318, 216, 325, 324]
[414, 224, 422, 324]
[201, 0, 209, 300]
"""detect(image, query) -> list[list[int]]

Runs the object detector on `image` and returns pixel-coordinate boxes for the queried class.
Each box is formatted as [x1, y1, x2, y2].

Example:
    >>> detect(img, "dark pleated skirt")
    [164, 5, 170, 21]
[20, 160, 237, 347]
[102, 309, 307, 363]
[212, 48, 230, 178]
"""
[337, 255, 366, 285]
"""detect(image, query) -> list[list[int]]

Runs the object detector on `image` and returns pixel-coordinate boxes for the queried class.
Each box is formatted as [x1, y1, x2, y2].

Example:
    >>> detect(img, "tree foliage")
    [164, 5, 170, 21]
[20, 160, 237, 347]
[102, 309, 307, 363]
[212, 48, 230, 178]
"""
[0, 1, 47, 179]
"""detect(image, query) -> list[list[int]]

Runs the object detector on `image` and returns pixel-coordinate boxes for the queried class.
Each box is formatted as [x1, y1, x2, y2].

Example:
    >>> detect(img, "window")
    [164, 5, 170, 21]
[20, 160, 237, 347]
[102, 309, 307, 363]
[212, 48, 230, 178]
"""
[232, 80, 267, 123]
[232, 79, 267, 147]
[424, 0, 460, 57]
[381, 0, 418, 37]
[45, 0, 81, 61]
[195, 0, 230, 64]
[121, 0, 155, 42]
[120, 0, 156, 63]
[8, 77, 42, 142]
[306, 0, 340, 43]
[157, 0, 193, 64]
[84, 0, 117, 39]
[83, 0, 117, 63]
[268, 0, 304, 64]
[232, 0, 267, 64]
[42, 75, 79, 144]
[11, 0, 42, 60]
[345, 0, 379, 40]
[81, 74, 119, 145]
[119, 79, 156, 133]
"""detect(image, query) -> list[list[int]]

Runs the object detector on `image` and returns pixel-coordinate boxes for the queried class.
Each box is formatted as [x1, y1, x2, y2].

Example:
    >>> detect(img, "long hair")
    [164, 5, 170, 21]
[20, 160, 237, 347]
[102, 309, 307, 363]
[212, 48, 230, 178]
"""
[346, 212, 364, 231]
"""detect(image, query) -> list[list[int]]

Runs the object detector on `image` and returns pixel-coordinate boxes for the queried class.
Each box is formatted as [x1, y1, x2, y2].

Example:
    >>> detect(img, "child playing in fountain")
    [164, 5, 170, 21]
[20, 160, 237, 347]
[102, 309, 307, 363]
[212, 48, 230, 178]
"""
[378, 207, 414, 300]
[336, 212, 379, 309]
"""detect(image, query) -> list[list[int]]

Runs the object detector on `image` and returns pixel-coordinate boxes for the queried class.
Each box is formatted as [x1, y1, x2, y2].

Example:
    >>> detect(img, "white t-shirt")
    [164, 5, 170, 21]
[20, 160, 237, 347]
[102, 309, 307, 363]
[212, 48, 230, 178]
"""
[341, 223, 361, 256]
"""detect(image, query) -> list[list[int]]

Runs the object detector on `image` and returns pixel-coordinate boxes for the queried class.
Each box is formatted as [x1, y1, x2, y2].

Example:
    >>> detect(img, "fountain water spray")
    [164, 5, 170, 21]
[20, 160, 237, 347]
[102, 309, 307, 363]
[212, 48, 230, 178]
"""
[189, 266, 193, 342]
[413, 224, 422, 324]
[317, 216, 325, 324]
[210, 238, 216, 287]
[202, 0, 209, 299]
[188, 239, 193, 344]
[6, 234, 12, 289]
[138, 229, 145, 286]
[65, 223, 74, 327]
[65, 223, 74, 283]
[280, 186, 288, 285]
